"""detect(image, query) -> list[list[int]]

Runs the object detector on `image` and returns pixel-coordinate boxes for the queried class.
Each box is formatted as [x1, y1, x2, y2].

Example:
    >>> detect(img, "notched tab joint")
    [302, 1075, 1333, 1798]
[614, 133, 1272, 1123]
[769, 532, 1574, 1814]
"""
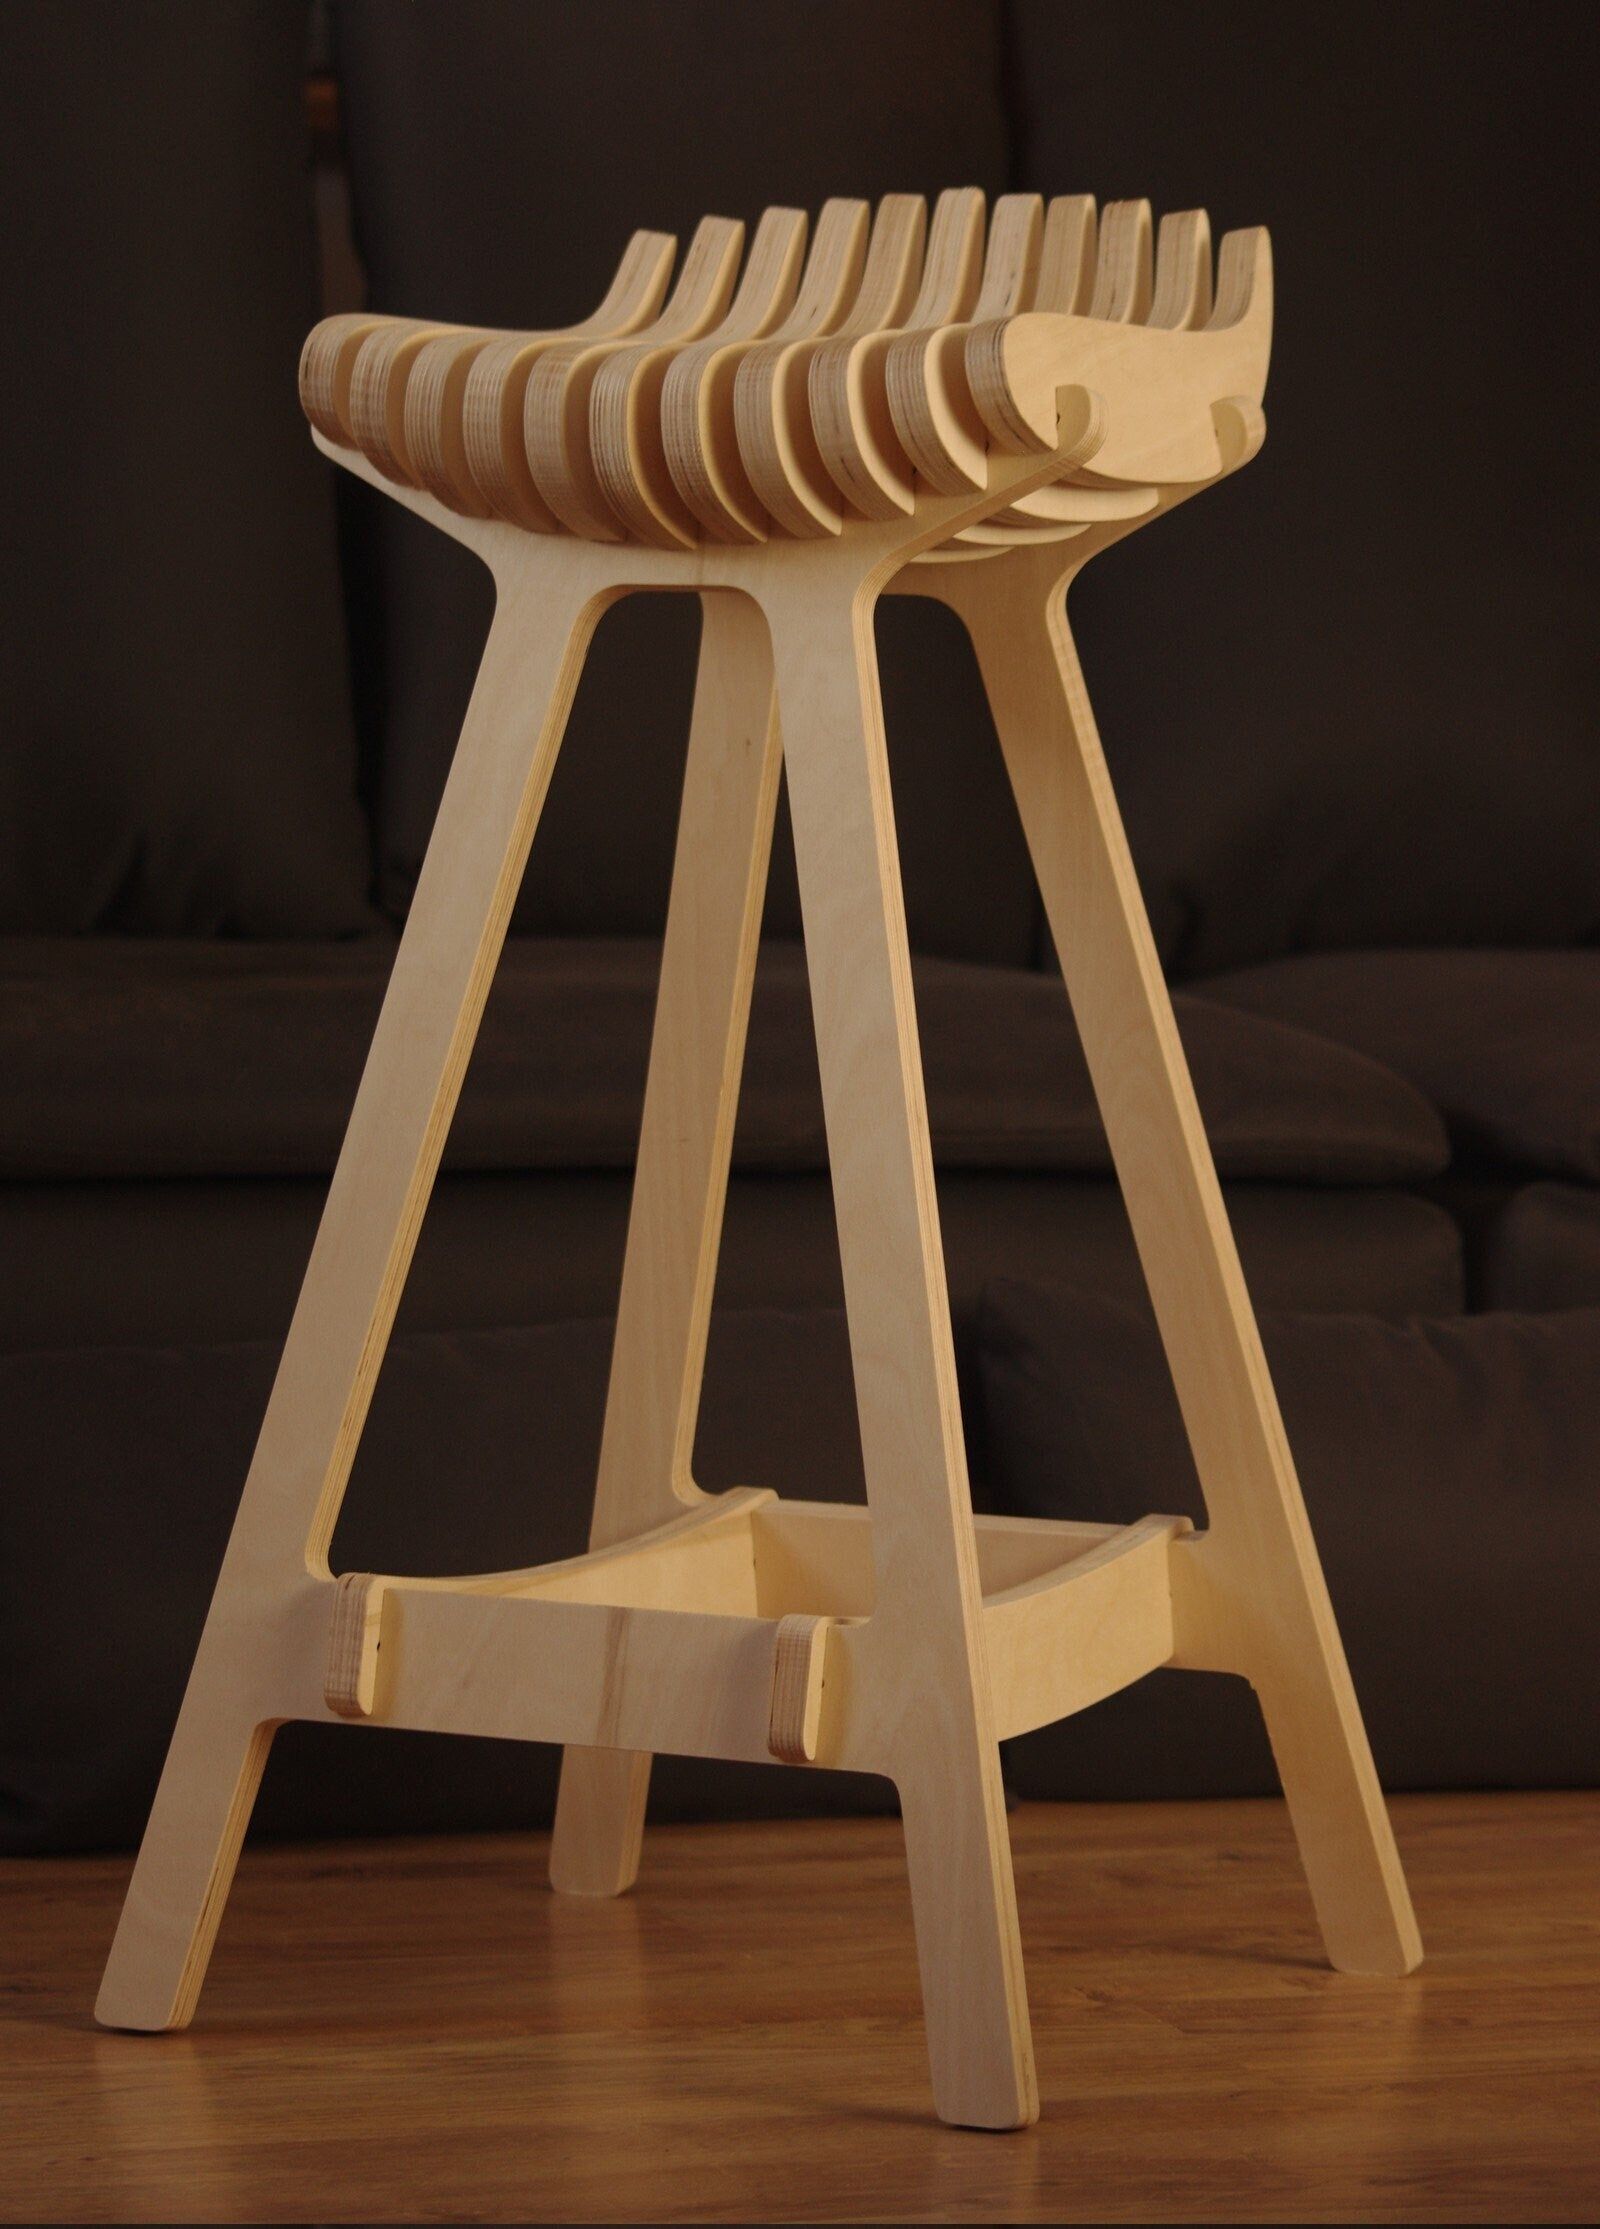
[767, 1613, 836, 1764]
[1211, 394, 1266, 473]
[324, 1572, 391, 1720]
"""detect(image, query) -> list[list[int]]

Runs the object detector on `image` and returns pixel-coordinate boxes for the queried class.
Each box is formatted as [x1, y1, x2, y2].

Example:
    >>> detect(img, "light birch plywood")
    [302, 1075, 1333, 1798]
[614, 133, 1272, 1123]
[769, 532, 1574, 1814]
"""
[884, 191, 1045, 497]
[914, 539, 1421, 1978]
[550, 590, 783, 1897]
[92, 414, 1082, 2117]
[458, 230, 678, 530]
[594, 209, 808, 547]
[766, 1614, 838, 1764]
[101, 195, 1420, 2136]
[764, 553, 1037, 2127]
[736, 195, 926, 538]
[808, 183, 986, 522]
[666, 197, 870, 543]
[524, 216, 746, 541]
[739, 192, 927, 537]
[97, 532, 619, 2036]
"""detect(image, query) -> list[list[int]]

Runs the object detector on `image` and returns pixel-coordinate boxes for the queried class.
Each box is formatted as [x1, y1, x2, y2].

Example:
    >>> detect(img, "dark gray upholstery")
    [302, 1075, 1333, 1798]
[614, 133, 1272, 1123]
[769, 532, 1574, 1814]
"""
[1484, 1185, 1600, 1313]
[1200, 951, 1600, 1182]
[976, 1283, 1600, 1798]
[0, 936, 1447, 1183]
[0, 0, 371, 936]
[1010, 0, 1600, 975]
[0, 0, 1591, 1847]
[0, 1170, 1463, 1359]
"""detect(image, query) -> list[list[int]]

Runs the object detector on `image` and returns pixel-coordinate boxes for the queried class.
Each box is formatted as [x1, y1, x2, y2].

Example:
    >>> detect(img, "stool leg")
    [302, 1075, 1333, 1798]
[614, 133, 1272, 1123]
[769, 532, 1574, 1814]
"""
[95, 1690, 278, 2034]
[97, 563, 606, 2029]
[768, 571, 1037, 2130]
[944, 555, 1421, 1980]
[551, 592, 783, 1896]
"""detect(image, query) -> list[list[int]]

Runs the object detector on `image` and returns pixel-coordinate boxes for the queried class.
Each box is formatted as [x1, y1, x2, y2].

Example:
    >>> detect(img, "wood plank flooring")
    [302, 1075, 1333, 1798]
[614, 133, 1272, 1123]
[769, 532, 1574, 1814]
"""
[3, 1792, 1595, 2222]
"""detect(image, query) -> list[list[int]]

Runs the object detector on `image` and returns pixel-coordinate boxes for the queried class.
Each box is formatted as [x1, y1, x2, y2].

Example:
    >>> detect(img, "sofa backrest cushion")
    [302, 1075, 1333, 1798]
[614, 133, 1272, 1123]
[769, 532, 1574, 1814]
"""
[0, 933, 1449, 1186]
[0, 1311, 869, 1851]
[976, 1279, 1600, 1796]
[1010, 0, 1599, 974]
[332, 0, 1041, 961]
[0, 0, 372, 936]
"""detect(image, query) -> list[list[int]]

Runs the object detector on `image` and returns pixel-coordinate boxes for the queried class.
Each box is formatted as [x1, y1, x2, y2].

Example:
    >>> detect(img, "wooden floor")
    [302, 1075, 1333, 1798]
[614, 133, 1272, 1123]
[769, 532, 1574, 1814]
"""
[3, 1792, 1595, 2223]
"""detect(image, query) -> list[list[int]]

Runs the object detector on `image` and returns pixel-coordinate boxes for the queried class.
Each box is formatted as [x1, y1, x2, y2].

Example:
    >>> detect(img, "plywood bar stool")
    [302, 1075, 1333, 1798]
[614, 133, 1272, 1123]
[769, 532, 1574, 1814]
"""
[98, 190, 1422, 2130]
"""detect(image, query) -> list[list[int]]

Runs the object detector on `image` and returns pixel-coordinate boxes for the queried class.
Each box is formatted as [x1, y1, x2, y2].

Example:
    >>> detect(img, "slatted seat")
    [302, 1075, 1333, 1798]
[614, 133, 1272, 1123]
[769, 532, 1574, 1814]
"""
[299, 190, 1270, 554]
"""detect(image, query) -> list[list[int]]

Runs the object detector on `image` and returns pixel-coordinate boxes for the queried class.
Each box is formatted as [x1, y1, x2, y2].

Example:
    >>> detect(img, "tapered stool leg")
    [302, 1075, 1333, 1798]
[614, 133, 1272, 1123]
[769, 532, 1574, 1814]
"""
[941, 552, 1421, 1979]
[98, 565, 605, 2029]
[552, 590, 782, 1895]
[769, 568, 1037, 2129]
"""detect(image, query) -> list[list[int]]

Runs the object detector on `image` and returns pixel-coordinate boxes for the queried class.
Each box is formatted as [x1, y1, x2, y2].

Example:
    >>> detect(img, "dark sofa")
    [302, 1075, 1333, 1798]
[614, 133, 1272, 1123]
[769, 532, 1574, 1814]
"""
[2, 1, 1595, 1852]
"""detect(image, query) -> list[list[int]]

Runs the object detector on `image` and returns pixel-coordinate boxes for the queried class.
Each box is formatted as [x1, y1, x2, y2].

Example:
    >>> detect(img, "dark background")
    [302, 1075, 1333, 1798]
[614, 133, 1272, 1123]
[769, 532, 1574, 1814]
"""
[5, 1, 1595, 963]
[0, 3, 1595, 1853]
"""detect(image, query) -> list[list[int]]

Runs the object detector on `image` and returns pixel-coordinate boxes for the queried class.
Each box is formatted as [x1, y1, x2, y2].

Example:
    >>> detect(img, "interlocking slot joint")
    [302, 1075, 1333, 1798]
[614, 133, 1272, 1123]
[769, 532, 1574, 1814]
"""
[768, 1614, 836, 1764]
[324, 1572, 389, 1721]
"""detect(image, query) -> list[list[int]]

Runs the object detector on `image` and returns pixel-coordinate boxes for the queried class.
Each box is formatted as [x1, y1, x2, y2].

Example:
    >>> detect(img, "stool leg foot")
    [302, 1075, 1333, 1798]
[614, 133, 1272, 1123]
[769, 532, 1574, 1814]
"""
[550, 1747, 651, 1897]
[1248, 1636, 1423, 1975]
[96, 1677, 275, 2031]
[898, 1745, 1039, 2130]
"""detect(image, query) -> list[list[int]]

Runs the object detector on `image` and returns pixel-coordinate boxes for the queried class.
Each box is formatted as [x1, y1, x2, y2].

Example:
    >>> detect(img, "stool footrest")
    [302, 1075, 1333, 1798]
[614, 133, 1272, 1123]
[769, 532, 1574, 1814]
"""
[321, 1498, 1192, 1766]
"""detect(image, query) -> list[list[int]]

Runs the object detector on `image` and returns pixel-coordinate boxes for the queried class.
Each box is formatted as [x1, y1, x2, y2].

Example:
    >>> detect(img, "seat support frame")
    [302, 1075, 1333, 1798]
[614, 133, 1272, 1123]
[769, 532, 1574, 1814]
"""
[96, 425, 1420, 2131]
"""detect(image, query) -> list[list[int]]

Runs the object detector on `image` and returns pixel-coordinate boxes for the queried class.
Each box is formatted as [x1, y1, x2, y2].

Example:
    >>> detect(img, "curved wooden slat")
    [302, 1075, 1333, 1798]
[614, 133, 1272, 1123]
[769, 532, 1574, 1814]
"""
[807, 185, 987, 526]
[592, 206, 808, 546]
[459, 228, 676, 528]
[666, 198, 870, 544]
[883, 192, 1044, 497]
[737, 193, 928, 538]
[525, 215, 746, 540]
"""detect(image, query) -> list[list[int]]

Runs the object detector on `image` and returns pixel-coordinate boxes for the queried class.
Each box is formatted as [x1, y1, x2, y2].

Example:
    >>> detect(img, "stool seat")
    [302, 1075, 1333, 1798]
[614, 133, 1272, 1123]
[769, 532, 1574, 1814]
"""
[299, 191, 1269, 555]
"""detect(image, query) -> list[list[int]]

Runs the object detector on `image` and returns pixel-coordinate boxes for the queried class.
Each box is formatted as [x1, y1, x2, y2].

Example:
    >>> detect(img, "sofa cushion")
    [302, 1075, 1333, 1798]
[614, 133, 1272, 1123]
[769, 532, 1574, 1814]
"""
[0, 1310, 881, 1855]
[0, 2, 372, 936]
[1201, 950, 1600, 1182]
[329, 0, 1038, 961]
[0, 1169, 1464, 1359]
[1483, 1185, 1600, 1313]
[975, 1280, 1600, 1797]
[0, 935, 1448, 1184]
[1010, 2, 1598, 973]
